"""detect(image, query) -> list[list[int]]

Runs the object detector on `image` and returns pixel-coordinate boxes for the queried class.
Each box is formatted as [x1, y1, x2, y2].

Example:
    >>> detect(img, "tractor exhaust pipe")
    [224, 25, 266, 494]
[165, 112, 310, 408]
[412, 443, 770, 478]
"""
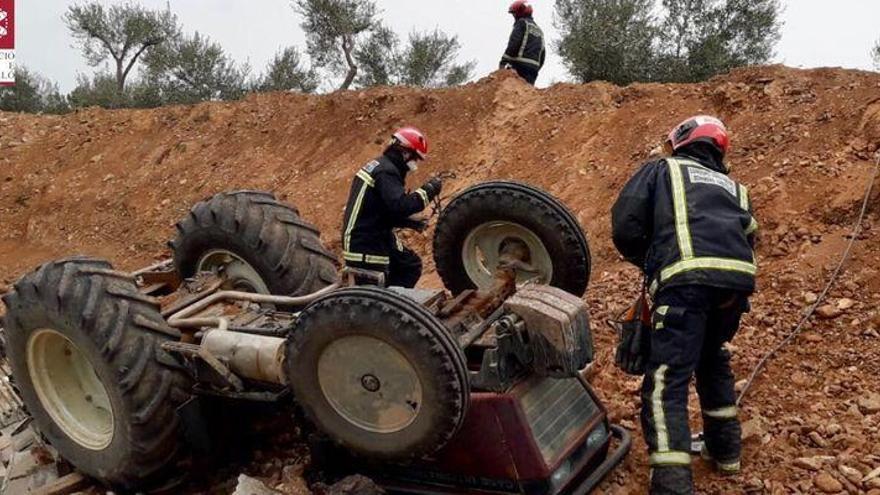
[201, 330, 287, 385]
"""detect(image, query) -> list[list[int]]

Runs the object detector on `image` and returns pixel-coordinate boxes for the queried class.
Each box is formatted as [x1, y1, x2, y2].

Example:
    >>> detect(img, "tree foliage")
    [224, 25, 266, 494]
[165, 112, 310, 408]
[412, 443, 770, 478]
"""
[64, 2, 179, 93]
[555, 0, 657, 85]
[0, 67, 68, 113]
[873, 38, 880, 70]
[398, 30, 476, 87]
[555, 0, 783, 85]
[355, 28, 475, 88]
[141, 31, 249, 104]
[293, 0, 378, 90]
[258, 47, 319, 93]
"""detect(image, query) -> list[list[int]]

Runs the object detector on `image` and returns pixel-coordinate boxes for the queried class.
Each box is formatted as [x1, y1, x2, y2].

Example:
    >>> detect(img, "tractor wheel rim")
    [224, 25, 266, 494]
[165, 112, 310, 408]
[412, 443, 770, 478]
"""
[26, 329, 115, 451]
[317, 336, 423, 434]
[197, 249, 271, 294]
[462, 221, 554, 289]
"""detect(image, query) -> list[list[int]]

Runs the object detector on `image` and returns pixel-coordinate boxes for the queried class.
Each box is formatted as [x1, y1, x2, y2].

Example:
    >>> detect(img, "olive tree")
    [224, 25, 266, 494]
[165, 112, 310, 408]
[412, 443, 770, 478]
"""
[258, 47, 319, 93]
[293, 0, 378, 90]
[64, 2, 179, 94]
[355, 28, 475, 88]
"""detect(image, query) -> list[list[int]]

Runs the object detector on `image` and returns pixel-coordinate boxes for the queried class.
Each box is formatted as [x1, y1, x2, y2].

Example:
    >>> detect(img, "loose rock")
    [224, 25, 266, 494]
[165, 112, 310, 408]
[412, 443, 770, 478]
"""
[814, 472, 843, 493]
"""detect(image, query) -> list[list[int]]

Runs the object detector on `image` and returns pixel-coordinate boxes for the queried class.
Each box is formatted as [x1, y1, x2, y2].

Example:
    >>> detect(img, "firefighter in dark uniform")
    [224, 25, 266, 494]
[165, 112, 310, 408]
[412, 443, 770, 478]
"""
[341, 127, 442, 288]
[500, 1, 546, 85]
[611, 116, 758, 494]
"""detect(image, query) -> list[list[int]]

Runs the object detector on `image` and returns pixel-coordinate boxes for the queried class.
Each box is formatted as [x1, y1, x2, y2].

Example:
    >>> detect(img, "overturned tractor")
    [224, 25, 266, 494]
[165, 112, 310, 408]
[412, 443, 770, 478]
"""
[1, 181, 628, 494]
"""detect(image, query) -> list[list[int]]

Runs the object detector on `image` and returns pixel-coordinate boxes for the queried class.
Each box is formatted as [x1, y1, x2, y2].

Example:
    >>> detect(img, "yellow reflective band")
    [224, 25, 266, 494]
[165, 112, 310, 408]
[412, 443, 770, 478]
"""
[667, 159, 694, 260]
[655, 322, 665, 330]
[501, 54, 541, 67]
[653, 364, 670, 452]
[745, 218, 759, 236]
[656, 306, 669, 316]
[356, 170, 375, 187]
[343, 181, 370, 251]
[738, 184, 750, 211]
[649, 451, 692, 466]
[342, 251, 390, 265]
[415, 188, 429, 208]
[717, 460, 742, 473]
[660, 257, 757, 282]
[703, 406, 738, 419]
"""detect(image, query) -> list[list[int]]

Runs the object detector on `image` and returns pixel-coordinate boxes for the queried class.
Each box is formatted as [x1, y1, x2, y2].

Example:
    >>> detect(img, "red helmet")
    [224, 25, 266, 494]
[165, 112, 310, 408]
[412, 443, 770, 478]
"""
[392, 126, 428, 159]
[508, 0, 533, 18]
[667, 115, 730, 157]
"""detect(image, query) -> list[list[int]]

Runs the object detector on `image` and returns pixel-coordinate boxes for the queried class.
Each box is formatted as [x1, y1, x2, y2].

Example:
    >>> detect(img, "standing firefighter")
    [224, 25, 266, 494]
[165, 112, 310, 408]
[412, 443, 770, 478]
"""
[611, 116, 758, 494]
[341, 127, 442, 288]
[500, 0, 546, 85]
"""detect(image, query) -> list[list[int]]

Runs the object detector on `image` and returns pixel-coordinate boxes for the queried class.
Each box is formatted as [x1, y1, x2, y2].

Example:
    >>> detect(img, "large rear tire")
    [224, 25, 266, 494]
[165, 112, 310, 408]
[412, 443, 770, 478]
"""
[286, 287, 469, 460]
[1, 257, 191, 490]
[170, 190, 338, 296]
[433, 181, 591, 296]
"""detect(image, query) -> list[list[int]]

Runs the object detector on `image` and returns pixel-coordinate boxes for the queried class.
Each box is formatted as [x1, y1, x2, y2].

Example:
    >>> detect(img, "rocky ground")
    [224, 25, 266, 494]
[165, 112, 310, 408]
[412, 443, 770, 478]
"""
[1, 65, 880, 493]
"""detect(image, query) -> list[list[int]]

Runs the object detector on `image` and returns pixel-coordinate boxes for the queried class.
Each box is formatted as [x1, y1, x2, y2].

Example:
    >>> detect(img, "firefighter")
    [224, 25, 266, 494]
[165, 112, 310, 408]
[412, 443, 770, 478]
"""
[500, 0, 546, 85]
[611, 116, 758, 494]
[341, 126, 442, 288]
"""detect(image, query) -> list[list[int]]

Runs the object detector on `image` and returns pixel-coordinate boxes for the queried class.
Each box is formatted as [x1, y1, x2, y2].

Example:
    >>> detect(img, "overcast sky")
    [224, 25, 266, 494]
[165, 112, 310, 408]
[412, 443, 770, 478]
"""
[13, 0, 880, 92]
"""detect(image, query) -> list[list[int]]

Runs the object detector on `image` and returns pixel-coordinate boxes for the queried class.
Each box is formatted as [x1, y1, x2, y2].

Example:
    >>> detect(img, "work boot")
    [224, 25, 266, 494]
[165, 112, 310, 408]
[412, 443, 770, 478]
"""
[649, 466, 694, 495]
[702, 416, 741, 475]
[700, 444, 741, 475]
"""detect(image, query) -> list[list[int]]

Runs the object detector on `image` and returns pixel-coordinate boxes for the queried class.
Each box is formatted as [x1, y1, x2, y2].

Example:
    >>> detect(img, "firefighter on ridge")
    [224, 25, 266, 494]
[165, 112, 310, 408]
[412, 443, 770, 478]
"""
[341, 127, 442, 288]
[611, 116, 758, 495]
[500, 0, 546, 85]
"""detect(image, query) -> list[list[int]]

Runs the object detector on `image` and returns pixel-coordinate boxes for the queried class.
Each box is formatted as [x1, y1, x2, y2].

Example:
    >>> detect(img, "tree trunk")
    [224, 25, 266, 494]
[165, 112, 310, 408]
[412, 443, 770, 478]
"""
[115, 58, 125, 94]
[339, 36, 357, 91]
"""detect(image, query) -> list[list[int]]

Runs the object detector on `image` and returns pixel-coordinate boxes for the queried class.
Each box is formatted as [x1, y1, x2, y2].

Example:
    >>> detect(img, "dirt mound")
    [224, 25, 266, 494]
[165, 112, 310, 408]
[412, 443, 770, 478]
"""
[2, 65, 880, 492]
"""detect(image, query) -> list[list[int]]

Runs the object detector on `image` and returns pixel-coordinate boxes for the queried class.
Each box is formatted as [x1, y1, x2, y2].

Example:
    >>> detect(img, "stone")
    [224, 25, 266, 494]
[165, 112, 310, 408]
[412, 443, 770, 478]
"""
[836, 298, 856, 310]
[313, 475, 385, 495]
[816, 305, 842, 319]
[858, 395, 880, 414]
[804, 292, 819, 304]
[233, 474, 282, 495]
[808, 431, 828, 447]
[814, 472, 843, 493]
[795, 456, 823, 471]
[838, 464, 862, 484]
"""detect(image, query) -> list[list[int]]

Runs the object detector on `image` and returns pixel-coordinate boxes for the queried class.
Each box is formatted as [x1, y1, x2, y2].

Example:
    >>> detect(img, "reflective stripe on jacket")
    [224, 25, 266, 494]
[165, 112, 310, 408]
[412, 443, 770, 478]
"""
[612, 153, 758, 295]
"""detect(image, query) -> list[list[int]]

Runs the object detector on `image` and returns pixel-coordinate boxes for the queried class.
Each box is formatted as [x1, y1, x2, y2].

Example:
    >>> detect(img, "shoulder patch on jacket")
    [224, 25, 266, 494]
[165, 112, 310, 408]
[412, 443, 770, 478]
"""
[362, 160, 380, 174]
[687, 166, 736, 197]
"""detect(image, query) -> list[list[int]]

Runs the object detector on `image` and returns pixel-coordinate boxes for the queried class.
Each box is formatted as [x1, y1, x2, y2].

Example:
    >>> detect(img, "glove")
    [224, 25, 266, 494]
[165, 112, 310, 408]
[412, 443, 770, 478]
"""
[421, 177, 443, 200]
[613, 293, 652, 376]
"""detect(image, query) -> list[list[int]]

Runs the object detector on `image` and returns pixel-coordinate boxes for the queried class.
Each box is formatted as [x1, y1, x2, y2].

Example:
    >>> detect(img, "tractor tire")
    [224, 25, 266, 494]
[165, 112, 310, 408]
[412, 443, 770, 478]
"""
[0, 257, 192, 491]
[287, 287, 469, 460]
[434, 181, 591, 297]
[170, 190, 338, 296]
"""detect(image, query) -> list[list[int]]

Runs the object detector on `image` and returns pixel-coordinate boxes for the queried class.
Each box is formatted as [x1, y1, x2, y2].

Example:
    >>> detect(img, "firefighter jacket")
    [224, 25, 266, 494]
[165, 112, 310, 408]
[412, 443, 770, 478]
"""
[611, 146, 758, 295]
[501, 16, 546, 70]
[341, 150, 431, 266]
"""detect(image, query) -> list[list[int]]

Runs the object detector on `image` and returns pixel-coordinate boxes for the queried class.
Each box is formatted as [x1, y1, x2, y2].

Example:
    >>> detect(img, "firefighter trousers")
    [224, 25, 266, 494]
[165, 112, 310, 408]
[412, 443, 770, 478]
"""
[641, 285, 749, 472]
[346, 244, 422, 289]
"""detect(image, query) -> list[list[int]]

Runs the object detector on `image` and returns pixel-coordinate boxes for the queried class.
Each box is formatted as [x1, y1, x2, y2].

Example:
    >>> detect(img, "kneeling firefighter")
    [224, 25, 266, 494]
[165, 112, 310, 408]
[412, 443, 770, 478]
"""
[611, 116, 758, 494]
[341, 127, 442, 288]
